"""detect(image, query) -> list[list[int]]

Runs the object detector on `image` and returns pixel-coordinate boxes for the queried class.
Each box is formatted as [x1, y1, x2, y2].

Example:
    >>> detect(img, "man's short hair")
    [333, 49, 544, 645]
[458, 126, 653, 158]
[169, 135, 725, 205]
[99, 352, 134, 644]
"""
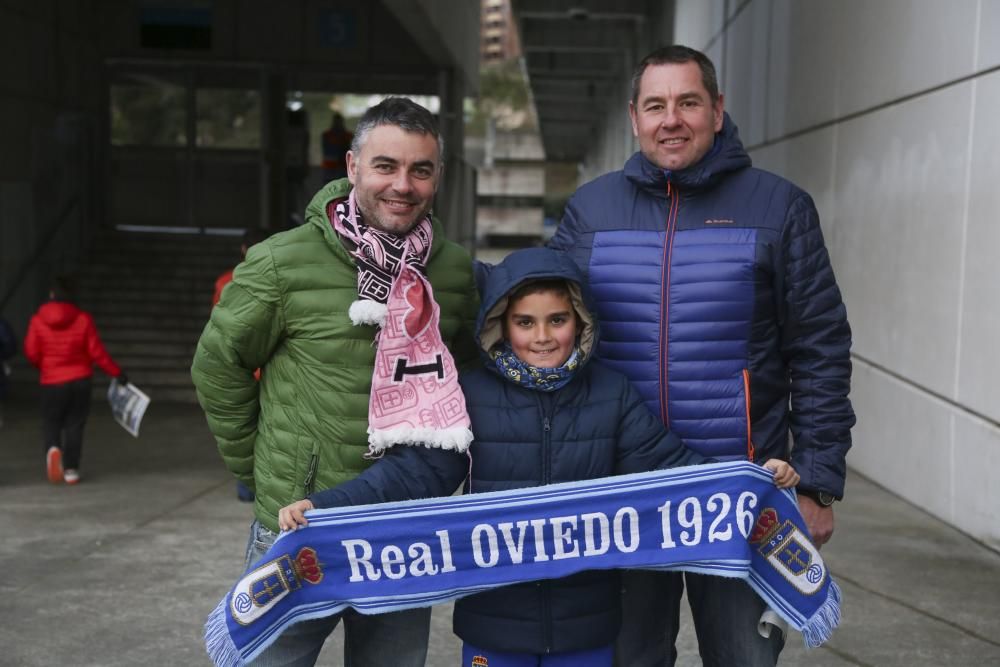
[350, 97, 444, 161]
[631, 45, 720, 106]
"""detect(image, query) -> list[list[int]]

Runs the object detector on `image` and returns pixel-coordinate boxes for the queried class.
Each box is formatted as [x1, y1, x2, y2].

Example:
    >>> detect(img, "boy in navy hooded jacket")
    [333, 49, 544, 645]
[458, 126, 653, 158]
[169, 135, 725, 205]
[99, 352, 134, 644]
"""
[280, 247, 798, 666]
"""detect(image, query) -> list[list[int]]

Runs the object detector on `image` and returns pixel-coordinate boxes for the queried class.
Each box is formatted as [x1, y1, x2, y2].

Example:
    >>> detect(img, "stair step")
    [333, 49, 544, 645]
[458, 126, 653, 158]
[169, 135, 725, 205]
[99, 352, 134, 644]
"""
[85, 257, 234, 274]
[104, 340, 198, 357]
[110, 355, 197, 370]
[78, 275, 219, 292]
[88, 384, 200, 404]
[78, 289, 215, 304]
[89, 314, 209, 331]
[87, 302, 213, 319]
[101, 329, 202, 343]
[10, 230, 257, 404]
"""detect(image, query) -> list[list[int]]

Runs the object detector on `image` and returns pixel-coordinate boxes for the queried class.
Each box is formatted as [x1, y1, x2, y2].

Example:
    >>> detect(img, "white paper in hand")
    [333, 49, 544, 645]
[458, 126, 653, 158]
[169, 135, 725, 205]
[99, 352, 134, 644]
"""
[107, 378, 150, 437]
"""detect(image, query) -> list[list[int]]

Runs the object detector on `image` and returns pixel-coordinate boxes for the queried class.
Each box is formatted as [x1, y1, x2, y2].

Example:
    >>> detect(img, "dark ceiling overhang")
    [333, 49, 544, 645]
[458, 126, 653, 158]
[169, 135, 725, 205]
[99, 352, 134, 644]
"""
[511, 0, 670, 162]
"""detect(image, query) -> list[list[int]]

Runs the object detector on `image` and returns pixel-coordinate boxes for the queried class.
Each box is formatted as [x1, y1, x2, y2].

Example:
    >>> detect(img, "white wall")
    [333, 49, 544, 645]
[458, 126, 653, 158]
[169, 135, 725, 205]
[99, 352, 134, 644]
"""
[585, 0, 1000, 548]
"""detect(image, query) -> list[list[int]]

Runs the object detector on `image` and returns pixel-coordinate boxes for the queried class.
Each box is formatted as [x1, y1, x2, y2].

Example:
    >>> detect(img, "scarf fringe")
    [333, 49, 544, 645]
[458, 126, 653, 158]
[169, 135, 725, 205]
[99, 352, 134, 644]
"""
[367, 425, 474, 457]
[348, 299, 387, 327]
[801, 579, 842, 648]
[205, 595, 244, 667]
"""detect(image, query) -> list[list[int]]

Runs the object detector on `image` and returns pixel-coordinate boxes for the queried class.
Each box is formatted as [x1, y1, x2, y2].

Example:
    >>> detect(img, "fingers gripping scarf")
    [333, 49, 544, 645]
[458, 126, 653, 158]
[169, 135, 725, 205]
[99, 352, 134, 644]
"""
[330, 192, 473, 457]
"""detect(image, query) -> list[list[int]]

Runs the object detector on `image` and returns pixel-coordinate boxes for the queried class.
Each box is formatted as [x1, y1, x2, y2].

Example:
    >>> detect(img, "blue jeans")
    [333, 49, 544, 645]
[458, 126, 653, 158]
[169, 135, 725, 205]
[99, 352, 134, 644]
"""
[243, 520, 431, 667]
[613, 570, 783, 667]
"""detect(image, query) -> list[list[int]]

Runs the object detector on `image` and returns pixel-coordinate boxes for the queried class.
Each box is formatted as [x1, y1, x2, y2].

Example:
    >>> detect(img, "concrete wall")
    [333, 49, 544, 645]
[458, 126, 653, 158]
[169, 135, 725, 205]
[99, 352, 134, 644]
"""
[0, 2, 105, 334]
[478, 165, 546, 197]
[581, 0, 1000, 548]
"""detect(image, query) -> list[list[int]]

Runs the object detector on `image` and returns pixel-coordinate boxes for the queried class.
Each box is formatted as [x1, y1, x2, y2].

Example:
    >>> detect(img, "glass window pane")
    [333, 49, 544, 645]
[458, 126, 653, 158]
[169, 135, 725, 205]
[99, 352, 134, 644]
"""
[110, 79, 187, 147]
[196, 88, 261, 149]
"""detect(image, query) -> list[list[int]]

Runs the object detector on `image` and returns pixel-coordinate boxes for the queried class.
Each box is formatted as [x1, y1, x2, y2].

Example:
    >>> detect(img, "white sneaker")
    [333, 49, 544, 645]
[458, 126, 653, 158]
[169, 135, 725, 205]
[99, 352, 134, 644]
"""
[63, 469, 80, 485]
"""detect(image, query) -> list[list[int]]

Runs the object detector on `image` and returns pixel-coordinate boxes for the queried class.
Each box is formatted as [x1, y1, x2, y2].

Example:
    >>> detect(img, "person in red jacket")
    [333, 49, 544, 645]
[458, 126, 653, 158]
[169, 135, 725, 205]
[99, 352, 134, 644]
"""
[212, 228, 270, 307]
[321, 112, 353, 183]
[24, 275, 126, 485]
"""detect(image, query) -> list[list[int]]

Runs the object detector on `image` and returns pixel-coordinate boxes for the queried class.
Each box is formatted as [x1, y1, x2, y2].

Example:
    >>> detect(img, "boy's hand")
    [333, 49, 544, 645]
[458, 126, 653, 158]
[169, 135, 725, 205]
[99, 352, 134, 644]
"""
[761, 459, 800, 488]
[278, 499, 314, 531]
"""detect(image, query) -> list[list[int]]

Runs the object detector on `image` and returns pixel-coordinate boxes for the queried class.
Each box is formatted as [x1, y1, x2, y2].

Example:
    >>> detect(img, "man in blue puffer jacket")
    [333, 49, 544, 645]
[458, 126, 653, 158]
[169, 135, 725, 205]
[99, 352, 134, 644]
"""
[549, 45, 855, 666]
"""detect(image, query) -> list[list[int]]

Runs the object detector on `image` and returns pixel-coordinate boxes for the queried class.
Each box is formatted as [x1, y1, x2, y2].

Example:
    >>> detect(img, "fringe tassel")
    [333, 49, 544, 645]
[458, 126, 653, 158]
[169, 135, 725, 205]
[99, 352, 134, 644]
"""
[205, 595, 244, 667]
[349, 299, 387, 327]
[801, 580, 842, 648]
[366, 425, 475, 458]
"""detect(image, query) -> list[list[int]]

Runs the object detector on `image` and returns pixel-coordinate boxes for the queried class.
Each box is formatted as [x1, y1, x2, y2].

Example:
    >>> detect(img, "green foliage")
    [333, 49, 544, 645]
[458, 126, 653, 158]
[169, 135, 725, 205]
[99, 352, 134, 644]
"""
[479, 59, 529, 111]
[468, 58, 534, 136]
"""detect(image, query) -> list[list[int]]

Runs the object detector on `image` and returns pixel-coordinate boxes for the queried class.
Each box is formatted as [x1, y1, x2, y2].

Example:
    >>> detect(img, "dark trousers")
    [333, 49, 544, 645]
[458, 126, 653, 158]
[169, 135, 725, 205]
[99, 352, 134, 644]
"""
[41, 378, 92, 470]
[614, 570, 784, 667]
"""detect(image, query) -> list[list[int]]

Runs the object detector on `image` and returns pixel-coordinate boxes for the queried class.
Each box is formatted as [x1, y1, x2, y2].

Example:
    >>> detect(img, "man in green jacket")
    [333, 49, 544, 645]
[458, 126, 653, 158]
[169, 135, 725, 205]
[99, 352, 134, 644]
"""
[192, 97, 478, 666]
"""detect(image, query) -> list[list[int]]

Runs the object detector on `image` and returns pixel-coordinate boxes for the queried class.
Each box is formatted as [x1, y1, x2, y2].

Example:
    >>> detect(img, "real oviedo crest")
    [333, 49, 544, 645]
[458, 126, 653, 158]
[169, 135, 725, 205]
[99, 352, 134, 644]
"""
[229, 547, 324, 625]
[750, 507, 827, 595]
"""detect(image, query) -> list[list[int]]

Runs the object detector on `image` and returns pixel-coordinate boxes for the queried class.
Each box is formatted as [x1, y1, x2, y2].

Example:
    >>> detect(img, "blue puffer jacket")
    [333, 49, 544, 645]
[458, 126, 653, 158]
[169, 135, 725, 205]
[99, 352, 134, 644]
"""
[452, 247, 704, 655]
[550, 114, 855, 498]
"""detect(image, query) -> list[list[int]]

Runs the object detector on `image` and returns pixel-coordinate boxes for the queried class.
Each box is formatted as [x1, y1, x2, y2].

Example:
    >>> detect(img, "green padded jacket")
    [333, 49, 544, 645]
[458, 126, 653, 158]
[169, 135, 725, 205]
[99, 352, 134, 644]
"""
[191, 178, 479, 532]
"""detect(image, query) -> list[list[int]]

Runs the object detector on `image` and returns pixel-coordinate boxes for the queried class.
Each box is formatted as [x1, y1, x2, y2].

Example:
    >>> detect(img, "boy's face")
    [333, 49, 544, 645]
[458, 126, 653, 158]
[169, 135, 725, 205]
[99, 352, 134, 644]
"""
[504, 290, 577, 368]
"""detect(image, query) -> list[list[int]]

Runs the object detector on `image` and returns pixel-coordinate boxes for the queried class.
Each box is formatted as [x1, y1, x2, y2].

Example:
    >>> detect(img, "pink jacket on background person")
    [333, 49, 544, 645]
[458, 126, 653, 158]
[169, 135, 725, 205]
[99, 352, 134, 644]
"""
[24, 301, 121, 385]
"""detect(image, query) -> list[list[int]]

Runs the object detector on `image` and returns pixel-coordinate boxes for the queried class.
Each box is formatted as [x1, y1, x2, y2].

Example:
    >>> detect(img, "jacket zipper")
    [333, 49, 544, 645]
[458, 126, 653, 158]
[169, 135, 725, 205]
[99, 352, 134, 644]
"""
[541, 578, 552, 653]
[659, 179, 680, 426]
[537, 397, 554, 651]
[303, 452, 319, 496]
[542, 414, 552, 485]
[742, 369, 755, 460]
[534, 390, 555, 484]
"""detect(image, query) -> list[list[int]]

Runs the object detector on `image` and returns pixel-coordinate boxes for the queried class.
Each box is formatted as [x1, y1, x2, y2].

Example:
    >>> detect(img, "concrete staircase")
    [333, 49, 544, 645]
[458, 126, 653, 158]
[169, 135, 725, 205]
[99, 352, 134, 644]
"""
[74, 230, 240, 403]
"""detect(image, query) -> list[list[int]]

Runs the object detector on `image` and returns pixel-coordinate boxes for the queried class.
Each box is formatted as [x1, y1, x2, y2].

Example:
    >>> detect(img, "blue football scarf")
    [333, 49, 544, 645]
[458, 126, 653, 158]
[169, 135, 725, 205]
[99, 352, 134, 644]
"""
[205, 462, 841, 666]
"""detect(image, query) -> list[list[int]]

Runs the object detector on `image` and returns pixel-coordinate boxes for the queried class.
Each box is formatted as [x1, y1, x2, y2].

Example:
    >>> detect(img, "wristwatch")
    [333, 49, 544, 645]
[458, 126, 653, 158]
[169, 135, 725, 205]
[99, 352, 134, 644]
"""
[798, 489, 837, 506]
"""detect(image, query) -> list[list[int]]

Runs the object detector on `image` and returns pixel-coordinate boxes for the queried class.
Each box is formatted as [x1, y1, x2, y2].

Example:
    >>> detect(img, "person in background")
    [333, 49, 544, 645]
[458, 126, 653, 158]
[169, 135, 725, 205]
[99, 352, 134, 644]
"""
[280, 247, 800, 667]
[24, 275, 127, 485]
[213, 229, 271, 308]
[212, 228, 270, 502]
[321, 111, 353, 183]
[549, 44, 855, 666]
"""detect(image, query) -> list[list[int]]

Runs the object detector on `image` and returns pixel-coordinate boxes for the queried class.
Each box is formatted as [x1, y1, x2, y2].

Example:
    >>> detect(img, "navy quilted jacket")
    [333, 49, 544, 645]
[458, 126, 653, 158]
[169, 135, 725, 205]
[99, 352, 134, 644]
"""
[452, 247, 704, 654]
[549, 114, 855, 498]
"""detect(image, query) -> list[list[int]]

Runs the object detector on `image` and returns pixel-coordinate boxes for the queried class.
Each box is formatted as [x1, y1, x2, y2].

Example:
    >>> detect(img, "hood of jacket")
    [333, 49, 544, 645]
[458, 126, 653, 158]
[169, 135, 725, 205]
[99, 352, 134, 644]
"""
[475, 247, 599, 371]
[37, 301, 82, 330]
[624, 112, 753, 197]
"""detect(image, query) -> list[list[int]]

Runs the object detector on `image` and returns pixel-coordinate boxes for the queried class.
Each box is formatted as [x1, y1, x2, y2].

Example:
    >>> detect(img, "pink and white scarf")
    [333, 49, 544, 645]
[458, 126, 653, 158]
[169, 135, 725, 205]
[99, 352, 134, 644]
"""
[329, 192, 473, 457]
